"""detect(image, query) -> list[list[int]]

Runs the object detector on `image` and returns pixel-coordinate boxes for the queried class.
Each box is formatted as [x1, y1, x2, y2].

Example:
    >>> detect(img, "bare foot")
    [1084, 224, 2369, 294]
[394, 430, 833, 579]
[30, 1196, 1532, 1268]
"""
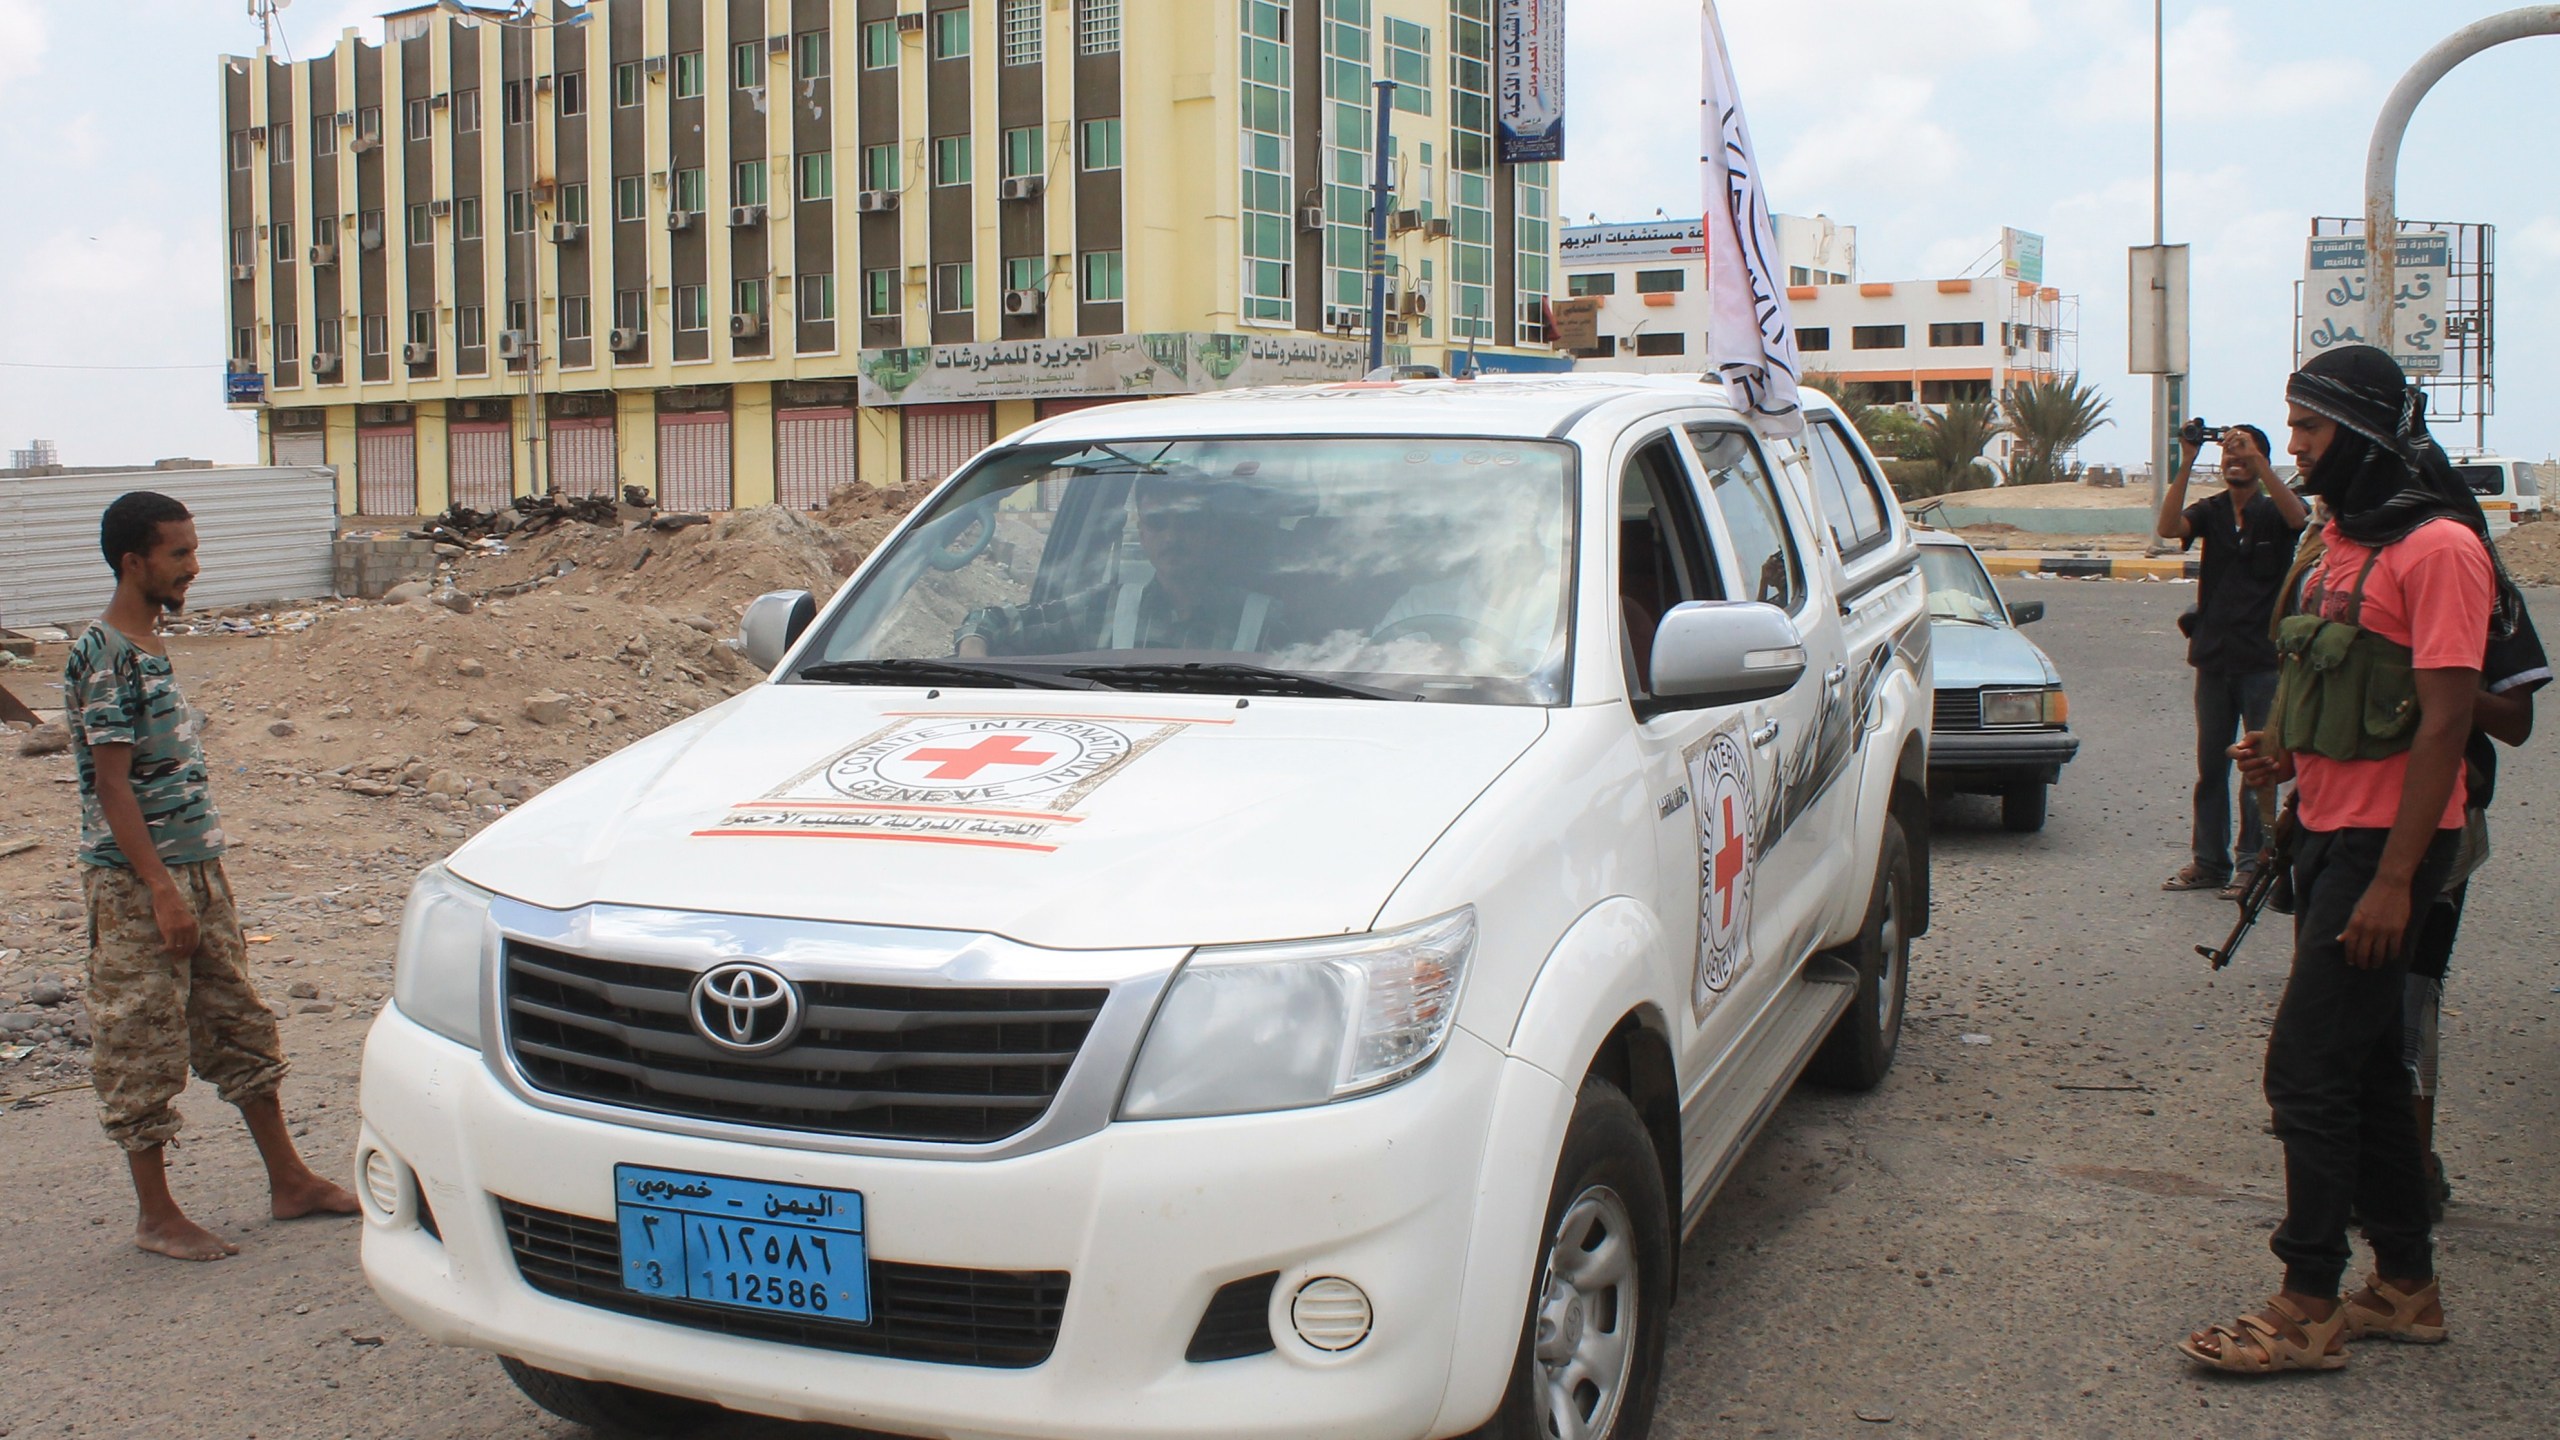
[271, 1171, 361, 1221]
[137, 1212, 241, 1262]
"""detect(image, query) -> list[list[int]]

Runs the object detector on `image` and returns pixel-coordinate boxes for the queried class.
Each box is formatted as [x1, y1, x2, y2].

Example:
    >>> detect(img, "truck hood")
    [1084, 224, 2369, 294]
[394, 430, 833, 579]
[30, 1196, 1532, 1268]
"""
[446, 684, 1548, 950]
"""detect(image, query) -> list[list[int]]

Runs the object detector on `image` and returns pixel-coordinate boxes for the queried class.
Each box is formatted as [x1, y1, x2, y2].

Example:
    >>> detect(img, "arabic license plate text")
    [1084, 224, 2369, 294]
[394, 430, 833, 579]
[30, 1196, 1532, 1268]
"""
[614, 1165, 871, 1324]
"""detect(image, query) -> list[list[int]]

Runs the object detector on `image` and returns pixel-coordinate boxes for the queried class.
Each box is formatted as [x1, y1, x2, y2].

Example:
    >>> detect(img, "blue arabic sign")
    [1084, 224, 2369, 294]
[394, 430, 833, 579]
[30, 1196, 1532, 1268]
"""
[225, 371, 267, 405]
[1496, 0, 1565, 164]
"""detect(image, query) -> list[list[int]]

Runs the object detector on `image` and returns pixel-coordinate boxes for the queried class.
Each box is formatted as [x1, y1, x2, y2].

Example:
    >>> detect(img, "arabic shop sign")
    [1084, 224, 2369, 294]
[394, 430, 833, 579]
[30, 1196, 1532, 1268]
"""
[224, 370, 266, 405]
[2299, 233, 2451, 375]
[1560, 219, 1706, 265]
[856, 332, 1370, 407]
[1496, 0, 1566, 164]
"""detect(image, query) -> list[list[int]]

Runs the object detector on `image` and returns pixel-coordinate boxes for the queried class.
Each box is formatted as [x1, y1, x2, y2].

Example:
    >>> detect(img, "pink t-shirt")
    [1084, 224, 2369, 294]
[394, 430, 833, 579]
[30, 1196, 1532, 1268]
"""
[2293, 517, 2493, 832]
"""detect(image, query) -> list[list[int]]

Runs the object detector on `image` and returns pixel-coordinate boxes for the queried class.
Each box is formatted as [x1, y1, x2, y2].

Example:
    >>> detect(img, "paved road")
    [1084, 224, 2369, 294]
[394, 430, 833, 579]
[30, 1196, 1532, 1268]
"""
[3, 580, 2553, 1439]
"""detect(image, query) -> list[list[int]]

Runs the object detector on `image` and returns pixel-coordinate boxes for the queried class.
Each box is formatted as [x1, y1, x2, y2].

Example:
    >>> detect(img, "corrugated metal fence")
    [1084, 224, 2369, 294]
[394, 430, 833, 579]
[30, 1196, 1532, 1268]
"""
[0, 466, 340, 630]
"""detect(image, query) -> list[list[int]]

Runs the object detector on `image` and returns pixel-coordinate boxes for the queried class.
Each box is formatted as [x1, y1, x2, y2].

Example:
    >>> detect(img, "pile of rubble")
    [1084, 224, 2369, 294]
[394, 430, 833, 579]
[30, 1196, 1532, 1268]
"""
[0, 962, 88, 1078]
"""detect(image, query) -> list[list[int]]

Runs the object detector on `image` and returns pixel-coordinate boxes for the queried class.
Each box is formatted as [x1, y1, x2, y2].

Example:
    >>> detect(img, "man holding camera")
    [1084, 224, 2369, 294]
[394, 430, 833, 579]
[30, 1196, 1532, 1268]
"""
[2157, 419, 2308, 898]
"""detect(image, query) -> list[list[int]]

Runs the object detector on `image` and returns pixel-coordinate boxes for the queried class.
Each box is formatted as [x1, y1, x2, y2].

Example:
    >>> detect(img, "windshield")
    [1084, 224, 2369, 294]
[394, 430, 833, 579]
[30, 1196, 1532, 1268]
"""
[796, 436, 1578, 704]
[1917, 545, 2009, 625]
[2455, 464, 2504, 497]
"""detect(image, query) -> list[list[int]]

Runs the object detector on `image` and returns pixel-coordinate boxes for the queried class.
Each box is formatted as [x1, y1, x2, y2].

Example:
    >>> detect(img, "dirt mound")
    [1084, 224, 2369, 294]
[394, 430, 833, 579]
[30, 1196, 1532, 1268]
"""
[2493, 520, 2560, 588]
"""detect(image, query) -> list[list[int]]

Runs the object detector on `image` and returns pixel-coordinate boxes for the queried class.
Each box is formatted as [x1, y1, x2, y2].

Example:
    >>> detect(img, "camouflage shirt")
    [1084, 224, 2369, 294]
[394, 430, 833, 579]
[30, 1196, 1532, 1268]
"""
[65, 623, 226, 869]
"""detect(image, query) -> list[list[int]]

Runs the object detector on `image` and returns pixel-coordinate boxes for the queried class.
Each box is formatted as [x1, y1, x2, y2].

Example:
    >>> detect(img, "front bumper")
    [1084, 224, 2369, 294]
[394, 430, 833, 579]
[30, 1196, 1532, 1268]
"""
[358, 1006, 1554, 1440]
[1927, 727, 2080, 784]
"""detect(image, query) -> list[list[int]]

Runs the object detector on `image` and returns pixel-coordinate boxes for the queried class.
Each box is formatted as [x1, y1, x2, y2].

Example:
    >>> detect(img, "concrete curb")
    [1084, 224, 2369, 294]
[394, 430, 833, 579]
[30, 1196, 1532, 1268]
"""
[1981, 554, 2199, 581]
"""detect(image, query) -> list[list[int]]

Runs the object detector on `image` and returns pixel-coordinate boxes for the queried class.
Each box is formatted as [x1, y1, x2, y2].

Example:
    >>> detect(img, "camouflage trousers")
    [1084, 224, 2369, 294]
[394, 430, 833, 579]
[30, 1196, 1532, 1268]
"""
[82, 859, 288, 1152]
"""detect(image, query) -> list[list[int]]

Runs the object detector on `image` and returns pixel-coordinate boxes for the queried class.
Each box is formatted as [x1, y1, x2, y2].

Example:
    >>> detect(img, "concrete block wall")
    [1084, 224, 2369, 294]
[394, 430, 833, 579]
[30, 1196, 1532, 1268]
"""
[334, 536, 438, 598]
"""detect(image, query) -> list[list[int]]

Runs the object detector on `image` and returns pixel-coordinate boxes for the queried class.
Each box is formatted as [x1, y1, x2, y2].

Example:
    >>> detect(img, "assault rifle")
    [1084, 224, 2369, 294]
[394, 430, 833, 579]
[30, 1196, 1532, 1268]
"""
[2199, 790, 2297, 971]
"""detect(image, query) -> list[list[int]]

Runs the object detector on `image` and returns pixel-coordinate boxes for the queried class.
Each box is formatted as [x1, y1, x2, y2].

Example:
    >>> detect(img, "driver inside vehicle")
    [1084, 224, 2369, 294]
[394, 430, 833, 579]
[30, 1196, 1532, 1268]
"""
[1365, 481, 1570, 677]
[954, 471, 1287, 658]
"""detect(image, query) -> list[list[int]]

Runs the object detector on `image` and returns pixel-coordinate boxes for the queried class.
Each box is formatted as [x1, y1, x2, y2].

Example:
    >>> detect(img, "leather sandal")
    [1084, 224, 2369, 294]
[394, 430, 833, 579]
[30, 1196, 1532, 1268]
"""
[2341, 1274, 2448, 1345]
[2163, 864, 2227, 892]
[2177, 1295, 2350, 1373]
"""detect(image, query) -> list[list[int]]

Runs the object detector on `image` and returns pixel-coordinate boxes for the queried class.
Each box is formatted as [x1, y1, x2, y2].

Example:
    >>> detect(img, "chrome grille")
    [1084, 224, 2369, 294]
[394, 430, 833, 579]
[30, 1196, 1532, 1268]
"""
[1932, 689, 1982, 732]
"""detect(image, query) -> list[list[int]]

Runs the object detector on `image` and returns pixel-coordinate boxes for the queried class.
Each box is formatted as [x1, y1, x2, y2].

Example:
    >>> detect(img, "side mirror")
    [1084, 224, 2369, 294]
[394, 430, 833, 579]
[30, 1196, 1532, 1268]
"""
[739, 589, 816, 673]
[2008, 600, 2045, 625]
[1649, 601, 1808, 708]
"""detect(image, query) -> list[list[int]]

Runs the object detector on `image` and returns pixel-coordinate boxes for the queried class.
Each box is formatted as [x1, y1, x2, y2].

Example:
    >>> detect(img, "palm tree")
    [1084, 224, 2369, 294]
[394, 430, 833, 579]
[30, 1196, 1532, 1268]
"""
[1919, 399, 1999, 494]
[2000, 375, 2113, 487]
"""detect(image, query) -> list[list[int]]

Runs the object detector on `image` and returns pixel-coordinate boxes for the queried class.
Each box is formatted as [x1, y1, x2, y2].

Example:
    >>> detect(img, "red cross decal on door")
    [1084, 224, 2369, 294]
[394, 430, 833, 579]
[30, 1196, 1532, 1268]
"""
[901, 734, 1061, 781]
[1712, 795, 1747, 928]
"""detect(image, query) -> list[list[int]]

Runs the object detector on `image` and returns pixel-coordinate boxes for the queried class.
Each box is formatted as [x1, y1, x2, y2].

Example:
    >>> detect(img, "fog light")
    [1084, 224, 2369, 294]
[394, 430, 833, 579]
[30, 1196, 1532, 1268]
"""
[1290, 1276, 1373, 1352]
[358, 1148, 403, 1220]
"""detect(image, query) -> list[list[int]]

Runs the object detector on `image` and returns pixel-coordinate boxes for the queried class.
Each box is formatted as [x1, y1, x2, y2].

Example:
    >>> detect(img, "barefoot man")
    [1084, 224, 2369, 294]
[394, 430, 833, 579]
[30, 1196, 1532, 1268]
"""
[65, 491, 356, 1260]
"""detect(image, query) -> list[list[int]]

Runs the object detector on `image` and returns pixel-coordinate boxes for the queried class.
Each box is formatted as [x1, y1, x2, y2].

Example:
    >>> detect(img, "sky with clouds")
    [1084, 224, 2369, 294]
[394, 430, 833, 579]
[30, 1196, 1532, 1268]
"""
[0, 0, 2554, 468]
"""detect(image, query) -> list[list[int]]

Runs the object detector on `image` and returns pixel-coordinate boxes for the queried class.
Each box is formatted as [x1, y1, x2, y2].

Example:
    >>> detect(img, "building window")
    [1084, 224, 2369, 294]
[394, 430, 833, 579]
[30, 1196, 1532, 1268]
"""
[1852, 324, 1906, 350]
[356, 106, 383, 144]
[1633, 332, 1685, 357]
[616, 62, 642, 107]
[1798, 326, 1830, 352]
[229, 130, 251, 169]
[614, 176, 643, 222]
[1080, 116, 1121, 170]
[361, 314, 389, 356]
[734, 40, 762, 90]
[799, 151, 834, 200]
[560, 294, 592, 343]
[935, 262, 974, 313]
[271, 123, 294, 164]
[735, 160, 768, 207]
[675, 284, 709, 332]
[863, 20, 898, 69]
[558, 182, 589, 226]
[675, 167, 706, 213]
[863, 143, 898, 192]
[1633, 269, 1685, 294]
[275, 323, 298, 364]
[1384, 18, 1431, 114]
[406, 203, 433, 246]
[933, 135, 970, 187]
[406, 98, 433, 140]
[1004, 256, 1042, 293]
[1238, 0, 1291, 324]
[1078, 0, 1121, 55]
[865, 268, 898, 317]
[407, 309, 434, 347]
[230, 226, 254, 266]
[1445, 3, 1494, 338]
[1567, 273, 1616, 297]
[797, 30, 830, 78]
[273, 220, 295, 261]
[506, 189, 535, 233]
[614, 289, 645, 334]
[316, 317, 342, 357]
[1080, 250, 1124, 303]
[313, 114, 337, 157]
[1928, 321, 1985, 348]
[234, 326, 255, 361]
[932, 8, 970, 59]
[557, 70, 585, 116]
[1001, 0, 1042, 65]
[799, 272, 836, 322]
[454, 87, 481, 134]
[1002, 125, 1040, 179]
[508, 299, 531, 335]
[457, 305, 485, 350]
[503, 79, 533, 125]
[360, 206, 384, 245]
[454, 195, 482, 241]
[735, 277, 767, 319]
[673, 50, 705, 99]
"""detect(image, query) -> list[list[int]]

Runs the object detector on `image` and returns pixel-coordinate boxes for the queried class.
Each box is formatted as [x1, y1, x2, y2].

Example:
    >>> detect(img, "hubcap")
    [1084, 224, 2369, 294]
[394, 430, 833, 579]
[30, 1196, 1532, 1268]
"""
[1532, 1185, 1638, 1440]
[1875, 875, 1903, 1037]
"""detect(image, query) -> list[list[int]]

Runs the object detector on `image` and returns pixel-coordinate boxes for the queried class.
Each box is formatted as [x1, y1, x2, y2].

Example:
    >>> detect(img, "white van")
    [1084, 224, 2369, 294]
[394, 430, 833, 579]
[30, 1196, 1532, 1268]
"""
[356, 376, 1933, 1440]
[2452, 455, 2544, 532]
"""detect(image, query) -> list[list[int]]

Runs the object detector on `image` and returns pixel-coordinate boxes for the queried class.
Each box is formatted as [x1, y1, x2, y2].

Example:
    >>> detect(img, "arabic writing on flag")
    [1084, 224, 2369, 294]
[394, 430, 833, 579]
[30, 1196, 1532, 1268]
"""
[1700, 0, 1802, 437]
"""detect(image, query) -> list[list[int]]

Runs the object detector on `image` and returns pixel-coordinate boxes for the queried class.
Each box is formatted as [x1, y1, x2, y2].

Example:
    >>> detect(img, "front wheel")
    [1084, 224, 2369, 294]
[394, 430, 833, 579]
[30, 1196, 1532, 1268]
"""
[2001, 780, 2049, 833]
[1470, 1079, 1672, 1440]
[1806, 815, 1913, 1090]
[499, 1357, 722, 1438]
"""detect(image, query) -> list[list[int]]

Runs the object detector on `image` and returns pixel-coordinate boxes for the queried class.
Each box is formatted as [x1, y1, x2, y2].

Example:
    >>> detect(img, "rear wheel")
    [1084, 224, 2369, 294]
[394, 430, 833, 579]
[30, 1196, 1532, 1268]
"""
[499, 1357, 722, 1438]
[2001, 781, 2049, 833]
[1807, 816, 1913, 1091]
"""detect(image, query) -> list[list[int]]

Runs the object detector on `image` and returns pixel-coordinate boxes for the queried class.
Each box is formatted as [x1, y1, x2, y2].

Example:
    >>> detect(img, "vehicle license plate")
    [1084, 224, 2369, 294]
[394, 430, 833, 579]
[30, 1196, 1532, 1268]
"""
[615, 1165, 870, 1324]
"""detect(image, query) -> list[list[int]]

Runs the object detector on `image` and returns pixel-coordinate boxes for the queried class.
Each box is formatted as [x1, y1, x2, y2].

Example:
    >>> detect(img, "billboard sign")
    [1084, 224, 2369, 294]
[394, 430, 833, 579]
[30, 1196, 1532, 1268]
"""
[224, 370, 266, 406]
[2001, 228, 2045, 286]
[1560, 220, 1705, 265]
[2299, 233, 2451, 375]
[1496, 0, 1565, 163]
[856, 333, 1368, 406]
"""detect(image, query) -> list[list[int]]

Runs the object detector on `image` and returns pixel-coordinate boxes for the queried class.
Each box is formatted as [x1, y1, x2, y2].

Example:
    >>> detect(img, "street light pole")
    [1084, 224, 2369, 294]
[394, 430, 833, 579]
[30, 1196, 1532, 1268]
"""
[1366, 79, 1398, 373]
[2145, 0, 2172, 555]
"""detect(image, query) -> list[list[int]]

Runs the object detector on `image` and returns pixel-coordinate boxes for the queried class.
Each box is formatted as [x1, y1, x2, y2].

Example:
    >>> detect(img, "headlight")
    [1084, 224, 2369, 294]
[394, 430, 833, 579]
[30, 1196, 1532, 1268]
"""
[1981, 687, 2065, 726]
[393, 864, 493, 1049]
[1120, 908, 1476, 1120]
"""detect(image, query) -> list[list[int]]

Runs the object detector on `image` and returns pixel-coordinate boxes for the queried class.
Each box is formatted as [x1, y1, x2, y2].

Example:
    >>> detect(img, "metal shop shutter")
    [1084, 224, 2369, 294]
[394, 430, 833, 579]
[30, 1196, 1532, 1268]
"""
[548, 416, 618, 499]
[271, 432, 326, 469]
[775, 406, 857, 510]
[448, 422, 514, 512]
[356, 427, 419, 516]
[657, 410, 734, 511]
[901, 403, 993, 487]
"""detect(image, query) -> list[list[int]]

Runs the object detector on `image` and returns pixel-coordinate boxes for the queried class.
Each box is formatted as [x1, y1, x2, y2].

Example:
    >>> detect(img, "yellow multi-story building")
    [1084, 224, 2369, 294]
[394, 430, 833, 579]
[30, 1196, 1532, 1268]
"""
[219, 0, 1565, 516]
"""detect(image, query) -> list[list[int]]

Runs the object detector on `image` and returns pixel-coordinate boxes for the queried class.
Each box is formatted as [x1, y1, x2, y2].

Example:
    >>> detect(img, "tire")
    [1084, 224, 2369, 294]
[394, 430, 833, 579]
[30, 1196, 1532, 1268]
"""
[498, 1357, 723, 1438]
[1468, 1079, 1672, 1440]
[2001, 781, 2049, 833]
[1806, 816, 1913, 1091]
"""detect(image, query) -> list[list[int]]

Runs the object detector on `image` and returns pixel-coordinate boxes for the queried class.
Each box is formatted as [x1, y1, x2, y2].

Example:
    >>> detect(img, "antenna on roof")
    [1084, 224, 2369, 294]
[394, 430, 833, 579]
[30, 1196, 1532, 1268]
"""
[249, 0, 290, 50]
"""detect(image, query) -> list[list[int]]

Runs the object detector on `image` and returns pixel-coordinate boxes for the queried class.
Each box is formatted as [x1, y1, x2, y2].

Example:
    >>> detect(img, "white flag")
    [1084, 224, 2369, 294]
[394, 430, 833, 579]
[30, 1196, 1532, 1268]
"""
[1701, 0, 1802, 438]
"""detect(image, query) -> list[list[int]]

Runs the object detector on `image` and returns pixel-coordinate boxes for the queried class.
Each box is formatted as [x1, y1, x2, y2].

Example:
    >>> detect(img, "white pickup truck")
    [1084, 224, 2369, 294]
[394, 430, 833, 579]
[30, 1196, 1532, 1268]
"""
[358, 374, 1933, 1440]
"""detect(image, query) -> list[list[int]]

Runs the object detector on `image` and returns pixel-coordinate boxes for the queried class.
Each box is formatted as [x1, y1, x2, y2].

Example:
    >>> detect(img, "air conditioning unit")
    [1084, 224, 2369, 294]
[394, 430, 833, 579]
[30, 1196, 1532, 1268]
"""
[1424, 216, 1453, 240]
[730, 312, 764, 338]
[535, 75, 554, 94]
[1401, 281, 1430, 317]
[231, 263, 257, 280]
[728, 204, 766, 228]
[767, 34, 791, 54]
[608, 327, 643, 352]
[1299, 204, 1326, 233]
[642, 55, 667, 75]
[496, 330, 528, 359]
[249, 125, 267, 144]
[359, 226, 384, 251]
[309, 241, 338, 267]
[430, 91, 450, 110]
[1390, 208, 1422, 234]
[311, 351, 342, 376]
[999, 175, 1044, 201]
[895, 11, 925, 32]
[350, 134, 379, 154]
[335, 109, 355, 128]
[430, 198, 451, 218]
[855, 189, 898, 213]
[666, 210, 695, 232]
[550, 221, 586, 243]
[402, 342, 435, 365]
[1002, 288, 1045, 316]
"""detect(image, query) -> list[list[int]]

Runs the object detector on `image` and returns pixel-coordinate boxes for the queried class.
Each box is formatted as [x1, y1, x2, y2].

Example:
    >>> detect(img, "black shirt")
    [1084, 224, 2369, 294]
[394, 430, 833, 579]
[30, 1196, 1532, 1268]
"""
[2468, 606, 2551, 812]
[2183, 488, 2305, 673]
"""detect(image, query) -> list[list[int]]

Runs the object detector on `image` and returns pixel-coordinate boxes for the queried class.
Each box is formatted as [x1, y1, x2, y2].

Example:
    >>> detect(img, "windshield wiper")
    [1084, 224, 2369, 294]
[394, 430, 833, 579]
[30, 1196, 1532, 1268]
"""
[1066, 661, 1409, 702]
[796, 658, 1088, 690]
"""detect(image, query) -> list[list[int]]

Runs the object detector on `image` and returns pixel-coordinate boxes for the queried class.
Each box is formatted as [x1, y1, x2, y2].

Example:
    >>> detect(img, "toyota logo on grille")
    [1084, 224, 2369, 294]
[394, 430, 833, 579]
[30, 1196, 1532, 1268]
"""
[688, 961, 803, 1055]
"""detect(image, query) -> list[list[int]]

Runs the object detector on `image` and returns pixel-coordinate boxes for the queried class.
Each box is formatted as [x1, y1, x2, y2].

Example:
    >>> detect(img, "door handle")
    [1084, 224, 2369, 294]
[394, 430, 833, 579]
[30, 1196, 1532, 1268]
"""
[1823, 664, 1847, 687]
[1750, 719, 1782, 749]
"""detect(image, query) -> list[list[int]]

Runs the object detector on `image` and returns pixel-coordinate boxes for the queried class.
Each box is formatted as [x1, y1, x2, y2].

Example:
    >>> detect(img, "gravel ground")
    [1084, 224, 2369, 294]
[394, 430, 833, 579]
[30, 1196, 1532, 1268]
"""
[1, 580, 2553, 1440]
